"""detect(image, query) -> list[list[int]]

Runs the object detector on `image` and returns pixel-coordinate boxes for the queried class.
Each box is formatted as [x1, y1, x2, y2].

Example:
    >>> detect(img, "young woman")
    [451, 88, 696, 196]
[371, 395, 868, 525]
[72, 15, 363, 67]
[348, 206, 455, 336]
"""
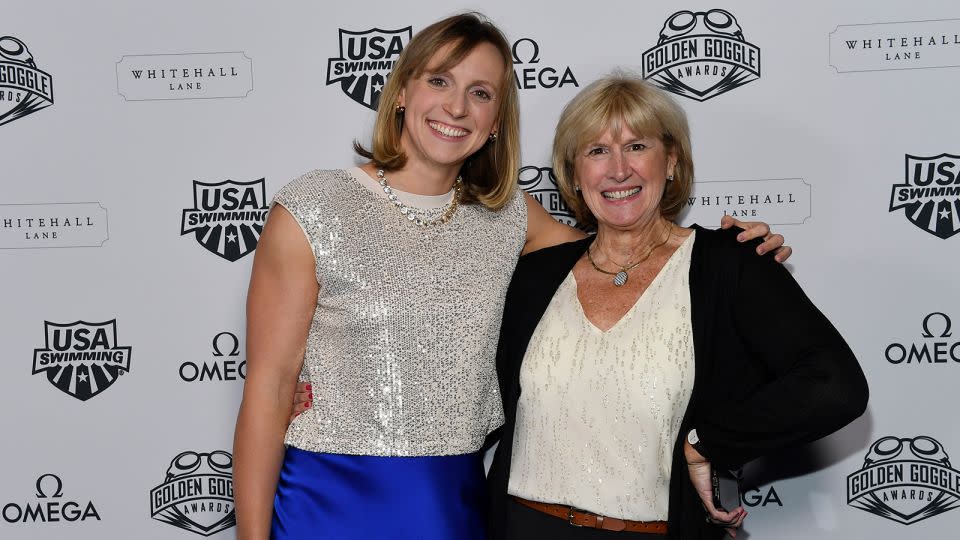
[235, 13, 788, 540]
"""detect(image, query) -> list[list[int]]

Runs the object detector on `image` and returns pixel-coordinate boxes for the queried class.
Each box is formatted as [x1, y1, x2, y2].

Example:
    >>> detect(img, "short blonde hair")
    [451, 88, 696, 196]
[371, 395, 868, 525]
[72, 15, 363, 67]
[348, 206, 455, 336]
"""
[552, 73, 694, 227]
[355, 12, 520, 211]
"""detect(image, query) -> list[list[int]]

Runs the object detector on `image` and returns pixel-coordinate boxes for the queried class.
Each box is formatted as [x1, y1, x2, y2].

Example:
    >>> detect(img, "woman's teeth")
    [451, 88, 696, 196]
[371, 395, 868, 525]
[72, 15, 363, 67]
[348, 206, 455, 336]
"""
[602, 187, 641, 200]
[429, 121, 468, 138]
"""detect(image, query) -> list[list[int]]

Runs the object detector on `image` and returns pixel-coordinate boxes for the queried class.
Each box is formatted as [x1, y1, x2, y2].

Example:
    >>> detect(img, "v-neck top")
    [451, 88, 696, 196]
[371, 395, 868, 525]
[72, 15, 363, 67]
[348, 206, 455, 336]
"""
[507, 231, 696, 521]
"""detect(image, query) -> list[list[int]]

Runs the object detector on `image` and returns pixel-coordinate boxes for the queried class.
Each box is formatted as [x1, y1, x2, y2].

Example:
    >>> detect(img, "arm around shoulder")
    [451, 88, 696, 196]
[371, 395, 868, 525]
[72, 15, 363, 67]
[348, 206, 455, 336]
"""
[233, 204, 319, 539]
[522, 192, 586, 255]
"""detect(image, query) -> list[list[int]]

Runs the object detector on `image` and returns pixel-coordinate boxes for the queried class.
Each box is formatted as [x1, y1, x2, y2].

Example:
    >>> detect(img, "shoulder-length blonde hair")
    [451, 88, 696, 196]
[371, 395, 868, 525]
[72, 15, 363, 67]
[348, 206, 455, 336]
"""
[355, 12, 520, 211]
[552, 73, 694, 227]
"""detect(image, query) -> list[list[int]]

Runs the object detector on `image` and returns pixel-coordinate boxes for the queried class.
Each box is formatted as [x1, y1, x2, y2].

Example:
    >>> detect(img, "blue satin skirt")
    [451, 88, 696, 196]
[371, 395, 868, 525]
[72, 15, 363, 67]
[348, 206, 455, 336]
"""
[271, 446, 486, 540]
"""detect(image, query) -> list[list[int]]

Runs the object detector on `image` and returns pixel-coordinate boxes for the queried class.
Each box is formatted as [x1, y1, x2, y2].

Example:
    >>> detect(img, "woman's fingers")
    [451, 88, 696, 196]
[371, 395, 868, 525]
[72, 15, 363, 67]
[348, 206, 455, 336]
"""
[288, 383, 312, 423]
[773, 244, 793, 263]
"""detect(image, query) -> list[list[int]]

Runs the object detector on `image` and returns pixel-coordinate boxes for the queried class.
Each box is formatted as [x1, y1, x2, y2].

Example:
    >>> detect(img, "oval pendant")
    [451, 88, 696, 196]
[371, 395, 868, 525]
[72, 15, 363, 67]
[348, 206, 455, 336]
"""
[613, 271, 628, 287]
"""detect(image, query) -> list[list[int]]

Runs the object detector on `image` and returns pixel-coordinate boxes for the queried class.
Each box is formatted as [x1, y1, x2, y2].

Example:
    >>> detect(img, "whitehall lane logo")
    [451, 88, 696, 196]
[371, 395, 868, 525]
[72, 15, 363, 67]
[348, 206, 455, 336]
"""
[678, 178, 811, 227]
[180, 331, 246, 382]
[885, 312, 958, 365]
[180, 179, 269, 261]
[847, 436, 960, 525]
[32, 320, 132, 401]
[0, 35, 53, 126]
[642, 9, 760, 101]
[889, 154, 960, 239]
[2, 474, 100, 524]
[830, 18, 960, 73]
[150, 450, 235, 536]
[518, 166, 577, 227]
[512, 38, 579, 90]
[0, 202, 108, 249]
[326, 27, 411, 110]
[116, 52, 253, 101]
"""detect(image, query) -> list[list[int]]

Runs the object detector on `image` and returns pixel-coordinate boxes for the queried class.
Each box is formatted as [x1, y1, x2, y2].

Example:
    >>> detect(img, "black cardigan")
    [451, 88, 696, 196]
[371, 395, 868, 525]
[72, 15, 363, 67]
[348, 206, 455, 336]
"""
[486, 226, 868, 539]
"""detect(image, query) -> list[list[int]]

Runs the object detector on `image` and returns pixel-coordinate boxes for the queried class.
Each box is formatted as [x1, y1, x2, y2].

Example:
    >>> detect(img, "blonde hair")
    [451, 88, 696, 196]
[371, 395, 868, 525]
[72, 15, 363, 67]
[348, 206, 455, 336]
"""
[355, 12, 520, 211]
[552, 73, 694, 227]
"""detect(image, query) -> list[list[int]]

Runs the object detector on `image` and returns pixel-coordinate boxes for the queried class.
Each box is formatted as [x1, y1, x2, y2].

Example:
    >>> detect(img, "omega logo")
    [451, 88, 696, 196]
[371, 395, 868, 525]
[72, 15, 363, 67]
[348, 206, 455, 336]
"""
[886, 312, 960, 364]
[741, 486, 783, 507]
[179, 331, 247, 382]
[511, 37, 578, 90]
[2, 474, 101, 524]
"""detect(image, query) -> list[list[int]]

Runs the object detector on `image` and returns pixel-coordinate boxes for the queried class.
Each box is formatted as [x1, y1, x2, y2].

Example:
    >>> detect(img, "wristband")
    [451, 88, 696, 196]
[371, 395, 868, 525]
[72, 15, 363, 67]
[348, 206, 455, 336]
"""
[687, 428, 709, 460]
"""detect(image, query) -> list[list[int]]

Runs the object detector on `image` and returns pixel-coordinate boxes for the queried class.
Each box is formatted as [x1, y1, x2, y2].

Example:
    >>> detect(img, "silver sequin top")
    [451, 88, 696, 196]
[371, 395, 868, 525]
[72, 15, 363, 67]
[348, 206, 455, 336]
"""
[276, 168, 526, 456]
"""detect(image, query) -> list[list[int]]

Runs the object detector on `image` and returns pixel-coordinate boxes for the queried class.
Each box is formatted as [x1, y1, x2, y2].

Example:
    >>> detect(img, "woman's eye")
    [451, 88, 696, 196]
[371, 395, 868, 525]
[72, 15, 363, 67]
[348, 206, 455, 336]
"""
[627, 143, 647, 151]
[471, 88, 492, 101]
[427, 76, 448, 87]
[587, 147, 607, 156]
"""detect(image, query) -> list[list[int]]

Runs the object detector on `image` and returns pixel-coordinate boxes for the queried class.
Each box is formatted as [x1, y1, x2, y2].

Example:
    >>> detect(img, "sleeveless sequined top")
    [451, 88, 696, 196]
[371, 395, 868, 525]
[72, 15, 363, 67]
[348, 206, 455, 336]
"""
[275, 168, 527, 456]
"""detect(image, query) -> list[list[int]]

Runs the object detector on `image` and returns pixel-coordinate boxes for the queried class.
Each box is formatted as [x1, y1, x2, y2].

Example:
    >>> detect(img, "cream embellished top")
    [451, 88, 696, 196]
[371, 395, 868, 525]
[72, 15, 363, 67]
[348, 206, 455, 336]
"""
[508, 231, 696, 521]
[275, 168, 526, 456]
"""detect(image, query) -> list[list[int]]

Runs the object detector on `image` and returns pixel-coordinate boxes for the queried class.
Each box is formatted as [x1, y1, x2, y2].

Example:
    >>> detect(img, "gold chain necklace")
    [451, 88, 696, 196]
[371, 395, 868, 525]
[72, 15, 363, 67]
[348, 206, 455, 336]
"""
[377, 169, 462, 227]
[586, 223, 672, 287]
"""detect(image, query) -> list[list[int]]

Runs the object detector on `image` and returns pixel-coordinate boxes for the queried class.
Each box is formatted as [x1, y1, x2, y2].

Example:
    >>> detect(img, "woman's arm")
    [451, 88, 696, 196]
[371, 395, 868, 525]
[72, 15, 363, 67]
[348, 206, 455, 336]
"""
[694, 241, 869, 469]
[233, 205, 319, 540]
[521, 191, 792, 259]
[521, 192, 585, 254]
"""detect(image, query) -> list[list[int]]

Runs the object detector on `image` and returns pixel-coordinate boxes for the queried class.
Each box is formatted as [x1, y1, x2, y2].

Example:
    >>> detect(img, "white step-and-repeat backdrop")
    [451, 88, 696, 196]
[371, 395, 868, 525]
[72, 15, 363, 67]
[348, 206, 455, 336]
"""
[2, 0, 958, 538]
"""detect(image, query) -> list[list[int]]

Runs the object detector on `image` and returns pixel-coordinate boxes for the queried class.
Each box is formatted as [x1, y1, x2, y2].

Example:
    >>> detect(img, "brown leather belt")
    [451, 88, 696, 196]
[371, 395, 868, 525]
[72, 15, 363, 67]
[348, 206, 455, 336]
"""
[513, 496, 668, 534]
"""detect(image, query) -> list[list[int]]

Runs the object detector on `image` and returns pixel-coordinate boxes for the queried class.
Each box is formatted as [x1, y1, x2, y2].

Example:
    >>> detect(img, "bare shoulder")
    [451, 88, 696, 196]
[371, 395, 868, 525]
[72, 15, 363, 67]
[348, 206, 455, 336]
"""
[522, 192, 586, 255]
[253, 205, 316, 280]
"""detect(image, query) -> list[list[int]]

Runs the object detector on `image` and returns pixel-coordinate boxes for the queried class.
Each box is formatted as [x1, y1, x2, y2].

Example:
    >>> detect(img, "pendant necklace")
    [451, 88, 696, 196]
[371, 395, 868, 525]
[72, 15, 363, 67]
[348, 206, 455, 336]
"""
[586, 223, 672, 286]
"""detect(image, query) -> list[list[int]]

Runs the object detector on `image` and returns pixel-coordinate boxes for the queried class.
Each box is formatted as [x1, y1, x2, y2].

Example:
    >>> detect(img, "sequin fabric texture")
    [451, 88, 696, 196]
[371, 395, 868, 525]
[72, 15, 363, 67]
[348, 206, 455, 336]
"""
[275, 169, 526, 456]
[508, 232, 696, 521]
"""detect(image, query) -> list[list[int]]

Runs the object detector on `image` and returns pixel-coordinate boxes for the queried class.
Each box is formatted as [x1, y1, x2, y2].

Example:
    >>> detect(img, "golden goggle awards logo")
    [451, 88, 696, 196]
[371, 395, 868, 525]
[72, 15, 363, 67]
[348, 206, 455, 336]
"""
[847, 436, 960, 525]
[518, 165, 577, 227]
[150, 450, 235, 536]
[642, 9, 760, 101]
[0, 35, 53, 126]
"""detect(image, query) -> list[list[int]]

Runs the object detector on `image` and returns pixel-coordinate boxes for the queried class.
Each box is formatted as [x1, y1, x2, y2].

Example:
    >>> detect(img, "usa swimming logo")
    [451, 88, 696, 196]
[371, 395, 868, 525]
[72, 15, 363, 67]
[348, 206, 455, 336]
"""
[326, 27, 411, 110]
[180, 179, 269, 261]
[32, 320, 132, 401]
[642, 10, 760, 101]
[889, 154, 960, 240]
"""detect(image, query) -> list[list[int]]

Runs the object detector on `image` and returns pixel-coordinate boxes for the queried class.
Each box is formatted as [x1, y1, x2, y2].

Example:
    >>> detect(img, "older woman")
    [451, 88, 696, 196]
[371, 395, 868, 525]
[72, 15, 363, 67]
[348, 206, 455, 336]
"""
[486, 74, 868, 539]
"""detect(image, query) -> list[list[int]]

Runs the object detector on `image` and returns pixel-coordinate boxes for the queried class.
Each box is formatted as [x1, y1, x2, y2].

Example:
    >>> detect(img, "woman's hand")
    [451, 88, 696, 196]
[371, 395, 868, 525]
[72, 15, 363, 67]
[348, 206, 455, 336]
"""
[684, 440, 746, 538]
[721, 215, 792, 263]
[290, 381, 312, 422]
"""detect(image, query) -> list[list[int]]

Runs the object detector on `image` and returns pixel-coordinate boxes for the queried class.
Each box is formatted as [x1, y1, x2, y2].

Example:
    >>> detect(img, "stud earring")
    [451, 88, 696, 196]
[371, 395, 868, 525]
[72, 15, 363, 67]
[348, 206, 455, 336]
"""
[666, 175, 674, 182]
[395, 105, 405, 115]
[488, 132, 497, 142]
[574, 185, 581, 192]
